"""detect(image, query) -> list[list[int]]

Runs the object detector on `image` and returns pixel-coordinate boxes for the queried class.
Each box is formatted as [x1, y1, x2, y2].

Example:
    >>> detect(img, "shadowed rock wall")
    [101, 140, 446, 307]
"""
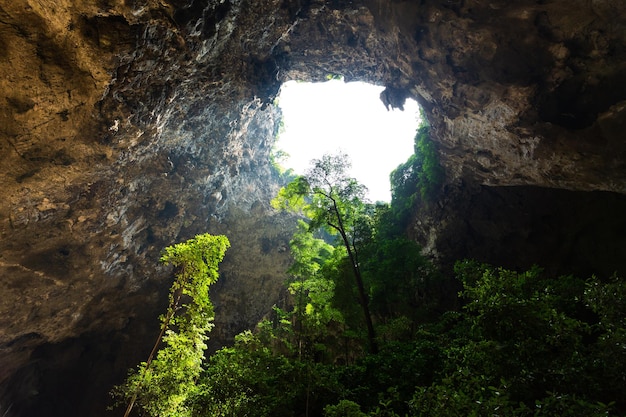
[411, 182, 626, 278]
[0, 0, 625, 416]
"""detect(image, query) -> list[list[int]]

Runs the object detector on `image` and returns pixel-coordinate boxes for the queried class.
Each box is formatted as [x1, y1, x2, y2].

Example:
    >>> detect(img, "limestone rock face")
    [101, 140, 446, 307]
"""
[0, 1, 296, 415]
[0, 0, 624, 416]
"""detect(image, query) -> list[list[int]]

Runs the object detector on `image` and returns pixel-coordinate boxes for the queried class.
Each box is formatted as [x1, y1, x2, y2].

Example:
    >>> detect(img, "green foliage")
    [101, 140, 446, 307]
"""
[197, 327, 352, 417]
[411, 380, 615, 417]
[583, 274, 626, 405]
[159, 233, 230, 315]
[414, 125, 444, 199]
[324, 246, 367, 336]
[272, 152, 368, 232]
[273, 152, 378, 353]
[177, 256, 625, 417]
[390, 120, 444, 226]
[269, 147, 293, 178]
[332, 336, 443, 415]
[324, 400, 367, 417]
[362, 234, 436, 324]
[272, 175, 311, 213]
[112, 233, 229, 417]
[110, 147, 625, 417]
[285, 220, 345, 359]
[269, 116, 297, 182]
[194, 331, 304, 417]
[410, 376, 526, 417]
[408, 261, 626, 416]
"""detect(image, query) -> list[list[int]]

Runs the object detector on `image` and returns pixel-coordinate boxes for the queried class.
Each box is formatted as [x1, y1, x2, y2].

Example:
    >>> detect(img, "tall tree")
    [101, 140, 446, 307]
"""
[273, 153, 378, 353]
[287, 220, 341, 358]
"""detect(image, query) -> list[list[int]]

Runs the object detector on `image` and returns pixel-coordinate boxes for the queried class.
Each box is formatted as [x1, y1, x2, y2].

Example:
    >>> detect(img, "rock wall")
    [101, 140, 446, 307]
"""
[410, 181, 626, 279]
[0, 0, 625, 416]
[0, 1, 297, 414]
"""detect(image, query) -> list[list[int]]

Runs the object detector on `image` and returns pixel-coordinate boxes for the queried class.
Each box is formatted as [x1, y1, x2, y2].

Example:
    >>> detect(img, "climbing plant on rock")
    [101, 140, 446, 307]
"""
[113, 233, 230, 417]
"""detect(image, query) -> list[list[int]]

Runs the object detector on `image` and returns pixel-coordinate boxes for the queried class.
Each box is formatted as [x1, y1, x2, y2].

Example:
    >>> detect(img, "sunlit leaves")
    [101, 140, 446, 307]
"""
[273, 152, 378, 353]
[287, 220, 334, 280]
[113, 233, 230, 417]
[271, 176, 310, 212]
[272, 152, 368, 236]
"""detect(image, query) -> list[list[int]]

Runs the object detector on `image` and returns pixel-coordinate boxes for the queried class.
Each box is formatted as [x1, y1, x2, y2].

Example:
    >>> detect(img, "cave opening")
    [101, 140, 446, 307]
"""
[274, 78, 421, 202]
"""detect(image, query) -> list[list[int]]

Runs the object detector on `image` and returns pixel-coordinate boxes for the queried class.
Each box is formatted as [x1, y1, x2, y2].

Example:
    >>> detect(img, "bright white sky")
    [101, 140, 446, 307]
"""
[275, 79, 421, 202]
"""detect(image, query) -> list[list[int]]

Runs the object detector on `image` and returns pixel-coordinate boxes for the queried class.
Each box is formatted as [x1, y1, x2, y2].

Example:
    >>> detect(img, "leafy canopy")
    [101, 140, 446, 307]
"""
[273, 152, 378, 353]
[272, 152, 368, 234]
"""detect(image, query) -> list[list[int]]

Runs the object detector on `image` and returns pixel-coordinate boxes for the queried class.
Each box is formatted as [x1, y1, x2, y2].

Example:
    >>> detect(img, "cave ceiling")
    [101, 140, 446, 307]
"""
[1, 0, 625, 416]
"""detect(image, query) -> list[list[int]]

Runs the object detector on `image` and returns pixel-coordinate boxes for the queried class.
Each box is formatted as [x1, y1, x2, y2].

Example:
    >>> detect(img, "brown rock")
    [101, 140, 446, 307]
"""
[0, 0, 624, 415]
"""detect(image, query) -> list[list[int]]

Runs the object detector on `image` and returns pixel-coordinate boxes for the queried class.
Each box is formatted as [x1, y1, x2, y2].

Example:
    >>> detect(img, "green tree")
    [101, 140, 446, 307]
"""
[196, 328, 347, 417]
[272, 152, 378, 353]
[324, 399, 367, 417]
[363, 235, 431, 324]
[287, 220, 343, 359]
[113, 233, 230, 417]
[410, 261, 624, 416]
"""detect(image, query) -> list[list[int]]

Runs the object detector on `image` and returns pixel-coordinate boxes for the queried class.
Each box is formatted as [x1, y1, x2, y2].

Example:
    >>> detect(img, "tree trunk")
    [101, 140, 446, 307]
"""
[331, 198, 378, 354]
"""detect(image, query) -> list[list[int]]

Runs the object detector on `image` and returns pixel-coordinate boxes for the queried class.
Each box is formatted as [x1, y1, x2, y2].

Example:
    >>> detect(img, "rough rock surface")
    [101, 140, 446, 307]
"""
[410, 182, 626, 279]
[0, 0, 625, 416]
